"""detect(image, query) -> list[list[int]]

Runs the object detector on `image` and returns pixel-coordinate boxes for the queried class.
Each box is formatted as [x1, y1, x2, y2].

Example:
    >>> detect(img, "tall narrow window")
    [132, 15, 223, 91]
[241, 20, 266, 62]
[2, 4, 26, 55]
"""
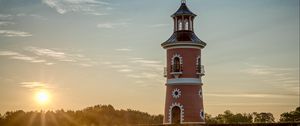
[184, 19, 189, 30]
[174, 57, 181, 72]
[178, 19, 182, 30]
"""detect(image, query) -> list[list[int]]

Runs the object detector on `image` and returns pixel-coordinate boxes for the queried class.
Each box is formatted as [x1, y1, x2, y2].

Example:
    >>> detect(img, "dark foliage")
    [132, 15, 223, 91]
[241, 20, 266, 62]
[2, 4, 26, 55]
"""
[253, 112, 275, 123]
[0, 105, 163, 126]
[205, 110, 253, 124]
[280, 107, 300, 122]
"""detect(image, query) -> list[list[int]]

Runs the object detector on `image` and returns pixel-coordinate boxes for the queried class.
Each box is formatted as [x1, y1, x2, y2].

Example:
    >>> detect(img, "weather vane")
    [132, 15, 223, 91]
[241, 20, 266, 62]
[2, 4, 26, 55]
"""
[181, 0, 186, 3]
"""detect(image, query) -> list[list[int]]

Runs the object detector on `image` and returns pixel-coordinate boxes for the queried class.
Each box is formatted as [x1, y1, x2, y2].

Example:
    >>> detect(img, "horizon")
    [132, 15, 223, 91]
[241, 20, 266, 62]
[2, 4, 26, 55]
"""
[0, 0, 299, 121]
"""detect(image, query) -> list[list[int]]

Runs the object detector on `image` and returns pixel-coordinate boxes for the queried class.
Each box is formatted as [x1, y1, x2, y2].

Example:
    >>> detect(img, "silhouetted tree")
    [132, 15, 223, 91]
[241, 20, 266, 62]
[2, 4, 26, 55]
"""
[253, 112, 275, 123]
[280, 106, 300, 122]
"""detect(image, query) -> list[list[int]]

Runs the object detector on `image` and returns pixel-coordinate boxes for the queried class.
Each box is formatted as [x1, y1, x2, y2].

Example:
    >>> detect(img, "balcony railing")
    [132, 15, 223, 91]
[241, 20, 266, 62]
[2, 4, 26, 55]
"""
[197, 65, 205, 76]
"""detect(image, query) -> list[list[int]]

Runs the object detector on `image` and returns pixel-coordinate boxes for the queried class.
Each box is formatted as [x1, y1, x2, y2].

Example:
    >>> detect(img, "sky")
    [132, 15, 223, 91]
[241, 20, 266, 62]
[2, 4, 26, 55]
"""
[0, 0, 299, 120]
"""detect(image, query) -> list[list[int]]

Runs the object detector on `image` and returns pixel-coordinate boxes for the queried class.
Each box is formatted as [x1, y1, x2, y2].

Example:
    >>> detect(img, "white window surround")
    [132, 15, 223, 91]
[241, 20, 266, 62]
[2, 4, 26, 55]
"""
[196, 55, 201, 66]
[171, 53, 183, 65]
[168, 102, 184, 124]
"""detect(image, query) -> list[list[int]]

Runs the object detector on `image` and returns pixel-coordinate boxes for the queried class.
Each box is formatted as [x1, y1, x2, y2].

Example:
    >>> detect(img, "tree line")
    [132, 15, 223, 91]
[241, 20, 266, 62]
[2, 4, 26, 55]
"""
[205, 106, 300, 124]
[0, 105, 299, 126]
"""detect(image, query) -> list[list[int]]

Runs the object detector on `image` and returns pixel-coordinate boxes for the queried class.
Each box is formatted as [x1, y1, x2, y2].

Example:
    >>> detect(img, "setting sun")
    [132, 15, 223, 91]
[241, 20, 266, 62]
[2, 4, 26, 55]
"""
[36, 90, 50, 105]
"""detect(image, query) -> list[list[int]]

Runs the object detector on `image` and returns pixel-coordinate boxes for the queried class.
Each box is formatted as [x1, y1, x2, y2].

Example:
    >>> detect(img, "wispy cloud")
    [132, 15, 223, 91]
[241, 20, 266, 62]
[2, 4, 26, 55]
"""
[242, 63, 299, 94]
[149, 23, 170, 28]
[97, 22, 128, 29]
[0, 30, 32, 37]
[20, 82, 50, 89]
[42, 0, 110, 15]
[0, 14, 13, 20]
[25, 46, 98, 67]
[0, 47, 98, 67]
[207, 93, 298, 98]
[118, 69, 132, 73]
[115, 48, 132, 52]
[0, 21, 15, 27]
[0, 51, 47, 63]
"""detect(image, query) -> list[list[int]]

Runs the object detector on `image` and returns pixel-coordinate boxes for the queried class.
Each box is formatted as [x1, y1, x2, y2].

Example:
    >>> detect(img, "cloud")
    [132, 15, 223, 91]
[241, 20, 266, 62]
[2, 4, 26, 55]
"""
[0, 30, 32, 37]
[206, 93, 298, 98]
[0, 21, 15, 26]
[0, 51, 46, 63]
[97, 22, 128, 29]
[0, 47, 98, 67]
[25, 46, 69, 61]
[42, 0, 110, 15]
[115, 48, 132, 52]
[25, 46, 98, 67]
[118, 69, 132, 73]
[149, 23, 170, 28]
[0, 14, 13, 20]
[20, 82, 50, 89]
[131, 59, 161, 64]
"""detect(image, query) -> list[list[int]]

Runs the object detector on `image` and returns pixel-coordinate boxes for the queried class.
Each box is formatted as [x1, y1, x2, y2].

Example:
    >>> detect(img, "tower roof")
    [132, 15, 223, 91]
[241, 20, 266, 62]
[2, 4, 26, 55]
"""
[161, 31, 206, 48]
[171, 1, 197, 17]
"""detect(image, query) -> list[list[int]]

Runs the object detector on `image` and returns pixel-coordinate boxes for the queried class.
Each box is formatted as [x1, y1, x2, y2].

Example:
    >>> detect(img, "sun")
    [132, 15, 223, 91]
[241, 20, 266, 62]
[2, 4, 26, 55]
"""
[35, 90, 50, 105]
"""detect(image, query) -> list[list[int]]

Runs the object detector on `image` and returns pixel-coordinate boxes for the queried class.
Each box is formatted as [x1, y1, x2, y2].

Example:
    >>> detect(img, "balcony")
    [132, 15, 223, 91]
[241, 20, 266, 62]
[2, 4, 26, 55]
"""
[196, 65, 205, 76]
[163, 67, 183, 78]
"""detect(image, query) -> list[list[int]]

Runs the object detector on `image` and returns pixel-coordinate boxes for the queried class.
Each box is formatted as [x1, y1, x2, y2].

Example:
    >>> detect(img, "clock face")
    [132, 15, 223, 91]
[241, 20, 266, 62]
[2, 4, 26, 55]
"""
[172, 88, 181, 99]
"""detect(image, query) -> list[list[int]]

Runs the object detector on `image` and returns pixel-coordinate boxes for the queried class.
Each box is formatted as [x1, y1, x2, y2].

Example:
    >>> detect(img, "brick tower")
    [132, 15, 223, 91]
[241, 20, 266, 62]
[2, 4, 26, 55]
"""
[161, 0, 207, 124]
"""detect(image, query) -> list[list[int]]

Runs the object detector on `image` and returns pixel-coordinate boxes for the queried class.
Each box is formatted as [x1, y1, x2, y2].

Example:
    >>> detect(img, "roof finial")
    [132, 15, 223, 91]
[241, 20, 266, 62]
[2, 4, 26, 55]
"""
[181, 0, 186, 4]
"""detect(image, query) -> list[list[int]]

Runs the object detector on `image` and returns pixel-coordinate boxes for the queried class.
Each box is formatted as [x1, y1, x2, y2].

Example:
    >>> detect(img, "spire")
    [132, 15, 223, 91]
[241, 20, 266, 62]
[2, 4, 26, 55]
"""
[171, 0, 196, 17]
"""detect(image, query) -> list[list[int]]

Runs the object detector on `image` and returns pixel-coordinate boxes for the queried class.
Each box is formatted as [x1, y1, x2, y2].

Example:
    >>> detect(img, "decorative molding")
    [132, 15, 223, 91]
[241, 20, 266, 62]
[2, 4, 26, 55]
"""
[196, 55, 201, 65]
[166, 45, 202, 49]
[168, 102, 184, 124]
[166, 78, 202, 85]
[171, 53, 183, 65]
[164, 43, 205, 49]
[172, 88, 181, 99]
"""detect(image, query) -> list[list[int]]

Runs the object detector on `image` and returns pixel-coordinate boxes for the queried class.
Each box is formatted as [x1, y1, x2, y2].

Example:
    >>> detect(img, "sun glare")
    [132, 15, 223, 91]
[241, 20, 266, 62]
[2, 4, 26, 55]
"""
[36, 90, 50, 105]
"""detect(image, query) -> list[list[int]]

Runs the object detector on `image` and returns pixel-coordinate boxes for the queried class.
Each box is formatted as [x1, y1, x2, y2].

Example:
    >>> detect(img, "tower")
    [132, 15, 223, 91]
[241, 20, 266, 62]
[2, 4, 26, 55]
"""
[161, 0, 207, 124]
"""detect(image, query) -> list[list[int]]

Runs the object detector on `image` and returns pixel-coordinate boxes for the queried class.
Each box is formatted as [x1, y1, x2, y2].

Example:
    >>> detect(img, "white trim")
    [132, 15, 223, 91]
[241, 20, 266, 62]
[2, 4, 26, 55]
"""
[171, 53, 183, 65]
[167, 78, 202, 84]
[164, 43, 205, 49]
[168, 102, 184, 124]
[166, 45, 202, 49]
[196, 55, 201, 65]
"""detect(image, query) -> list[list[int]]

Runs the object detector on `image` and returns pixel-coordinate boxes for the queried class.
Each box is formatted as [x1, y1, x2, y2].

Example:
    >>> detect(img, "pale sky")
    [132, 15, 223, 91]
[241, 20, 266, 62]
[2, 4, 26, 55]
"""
[0, 0, 299, 120]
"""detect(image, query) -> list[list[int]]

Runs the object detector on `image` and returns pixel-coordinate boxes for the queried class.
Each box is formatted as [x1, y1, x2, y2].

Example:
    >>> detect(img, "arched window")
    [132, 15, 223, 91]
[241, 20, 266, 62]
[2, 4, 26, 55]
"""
[171, 54, 183, 74]
[178, 19, 182, 30]
[174, 57, 181, 72]
[184, 19, 189, 30]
